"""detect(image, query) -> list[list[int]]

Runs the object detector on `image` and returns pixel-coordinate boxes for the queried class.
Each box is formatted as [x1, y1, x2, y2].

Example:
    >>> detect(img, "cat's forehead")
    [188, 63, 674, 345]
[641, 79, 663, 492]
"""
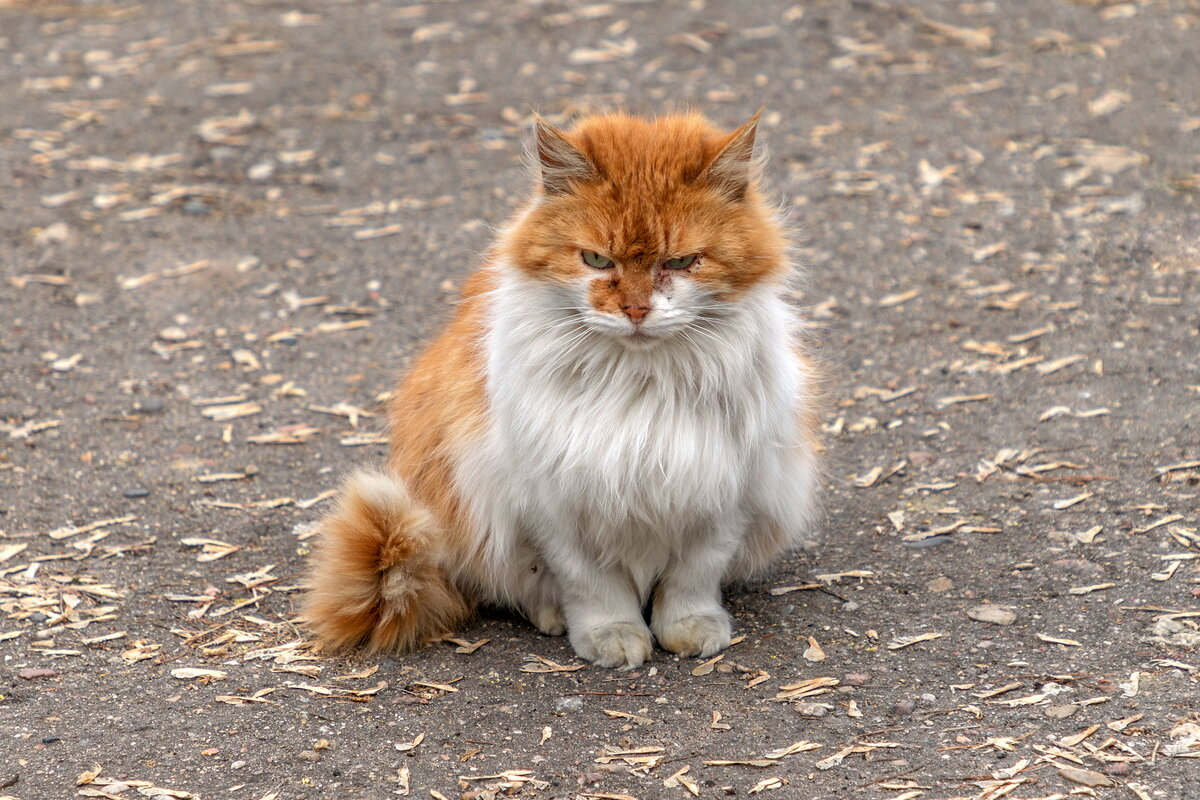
[570, 114, 728, 187]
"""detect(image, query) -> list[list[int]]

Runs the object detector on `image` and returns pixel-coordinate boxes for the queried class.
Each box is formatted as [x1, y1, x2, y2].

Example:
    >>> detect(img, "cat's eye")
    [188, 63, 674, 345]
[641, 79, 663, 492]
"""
[663, 254, 698, 270]
[581, 251, 614, 269]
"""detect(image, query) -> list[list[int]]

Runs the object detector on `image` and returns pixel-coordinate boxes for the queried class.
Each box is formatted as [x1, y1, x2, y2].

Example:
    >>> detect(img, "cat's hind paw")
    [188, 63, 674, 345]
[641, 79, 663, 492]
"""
[571, 621, 653, 669]
[527, 603, 566, 637]
[653, 611, 732, 658]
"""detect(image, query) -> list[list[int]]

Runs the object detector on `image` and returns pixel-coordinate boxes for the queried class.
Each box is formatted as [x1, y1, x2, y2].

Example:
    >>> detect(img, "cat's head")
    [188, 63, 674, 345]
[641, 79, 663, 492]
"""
[501, 111, 789, 346]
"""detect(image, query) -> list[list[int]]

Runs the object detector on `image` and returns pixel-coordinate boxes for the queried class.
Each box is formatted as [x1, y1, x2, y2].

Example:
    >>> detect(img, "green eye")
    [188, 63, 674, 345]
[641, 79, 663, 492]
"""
[581, 251, 614, 269]
[664, 254, 698, 270]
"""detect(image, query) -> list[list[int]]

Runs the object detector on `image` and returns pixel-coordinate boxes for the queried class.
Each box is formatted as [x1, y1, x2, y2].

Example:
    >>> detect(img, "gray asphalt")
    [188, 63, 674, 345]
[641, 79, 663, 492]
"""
[2, 1, 1198, 799]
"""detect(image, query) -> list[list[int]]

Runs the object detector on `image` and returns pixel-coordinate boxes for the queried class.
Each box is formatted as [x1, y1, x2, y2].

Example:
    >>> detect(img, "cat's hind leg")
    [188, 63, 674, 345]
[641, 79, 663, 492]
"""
[498, 539, 566, 636]
[522, 562, 566, 636]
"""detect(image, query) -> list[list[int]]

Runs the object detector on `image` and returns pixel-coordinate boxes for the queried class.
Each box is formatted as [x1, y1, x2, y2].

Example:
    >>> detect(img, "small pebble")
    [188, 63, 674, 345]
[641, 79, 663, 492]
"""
[134, 396, 165, 413]
[230, 760, 246, 770]
[123, 488, 150, 498]
[576, 771, 604, 787]
[903, 534, 953, 549]
[297, 750, 320, 762]
[926, 577, 953, 593]
[1045, 704, 1079, 719]
[1051, 558, 1104, 576]
[841, 600, 860, 612]
[182, 199, 210, 215]
[966, 604, 1017, 626]
[843, 672, 869, 686]
[906, 450, 937, 467]
[891, 699, 916, 715]
[42, 736, 61, 744]
[248, 160, 276, 181]
[793, 702, 829, 718]
[554, 696, 584, 713]
[1105, 762, 1131, 776]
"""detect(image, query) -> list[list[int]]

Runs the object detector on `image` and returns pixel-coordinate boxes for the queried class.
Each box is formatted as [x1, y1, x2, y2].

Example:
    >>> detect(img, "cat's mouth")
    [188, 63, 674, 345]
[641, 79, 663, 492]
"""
[622, 328, 659, 348]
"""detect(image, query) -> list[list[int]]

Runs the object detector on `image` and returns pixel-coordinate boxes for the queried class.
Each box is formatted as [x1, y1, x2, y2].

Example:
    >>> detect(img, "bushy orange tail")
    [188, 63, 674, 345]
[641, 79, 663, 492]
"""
[304, 470, 470, 652]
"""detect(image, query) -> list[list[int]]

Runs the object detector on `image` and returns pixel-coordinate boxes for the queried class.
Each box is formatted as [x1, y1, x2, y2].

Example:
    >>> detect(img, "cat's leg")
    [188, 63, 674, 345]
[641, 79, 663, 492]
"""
[537, 544, 651, 669]
[650, 516, 742, 658]
[562, 577, 652, 669]
[486, 533, 567, 636]
[521, 561, 566, 636]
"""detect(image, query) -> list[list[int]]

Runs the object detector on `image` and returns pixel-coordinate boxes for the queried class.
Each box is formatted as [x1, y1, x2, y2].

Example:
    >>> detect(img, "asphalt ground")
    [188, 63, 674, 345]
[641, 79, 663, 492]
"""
[1, 1, 1199, 798]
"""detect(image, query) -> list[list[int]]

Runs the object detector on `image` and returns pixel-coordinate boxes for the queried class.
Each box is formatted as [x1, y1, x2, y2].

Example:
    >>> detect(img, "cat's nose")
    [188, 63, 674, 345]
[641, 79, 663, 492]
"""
[622, 304, 650, 324]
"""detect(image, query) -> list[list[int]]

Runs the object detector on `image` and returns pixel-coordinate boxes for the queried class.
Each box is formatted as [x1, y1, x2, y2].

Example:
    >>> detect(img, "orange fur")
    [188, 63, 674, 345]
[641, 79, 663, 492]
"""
[502, 112, 787, 304]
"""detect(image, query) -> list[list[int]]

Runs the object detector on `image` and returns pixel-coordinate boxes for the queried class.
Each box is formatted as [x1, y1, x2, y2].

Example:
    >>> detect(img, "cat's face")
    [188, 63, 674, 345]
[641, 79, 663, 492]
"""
[503, 113, 788, 346]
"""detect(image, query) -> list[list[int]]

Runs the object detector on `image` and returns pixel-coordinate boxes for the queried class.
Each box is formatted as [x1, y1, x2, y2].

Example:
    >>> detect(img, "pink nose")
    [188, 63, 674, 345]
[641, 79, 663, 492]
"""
[622, 304, 650, 323]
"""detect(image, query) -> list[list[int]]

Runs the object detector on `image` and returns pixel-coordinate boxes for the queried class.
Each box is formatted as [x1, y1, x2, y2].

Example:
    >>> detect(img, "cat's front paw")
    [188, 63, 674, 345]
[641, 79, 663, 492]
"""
[571, 621, 653, 669]
[653, 611, 732, 658]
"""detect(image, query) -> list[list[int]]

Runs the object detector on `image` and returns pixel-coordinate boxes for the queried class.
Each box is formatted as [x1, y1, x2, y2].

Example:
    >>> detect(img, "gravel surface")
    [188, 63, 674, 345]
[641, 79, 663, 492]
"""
[2, 1, 1198, 799]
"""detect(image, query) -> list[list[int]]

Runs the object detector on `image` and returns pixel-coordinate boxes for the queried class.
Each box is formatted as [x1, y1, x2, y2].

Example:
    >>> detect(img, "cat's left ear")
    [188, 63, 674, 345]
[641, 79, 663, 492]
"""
[705, 109, 763, 201]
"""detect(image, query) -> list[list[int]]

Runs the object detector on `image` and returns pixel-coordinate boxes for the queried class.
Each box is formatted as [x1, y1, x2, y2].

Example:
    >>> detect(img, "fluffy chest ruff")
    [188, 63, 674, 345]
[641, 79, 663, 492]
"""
[460, 270, 813, 582]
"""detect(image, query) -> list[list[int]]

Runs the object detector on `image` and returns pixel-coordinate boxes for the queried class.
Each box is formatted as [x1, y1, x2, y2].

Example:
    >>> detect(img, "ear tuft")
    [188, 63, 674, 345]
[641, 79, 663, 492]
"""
[534, 116, 595, 195]
[704, 110, 763, 201]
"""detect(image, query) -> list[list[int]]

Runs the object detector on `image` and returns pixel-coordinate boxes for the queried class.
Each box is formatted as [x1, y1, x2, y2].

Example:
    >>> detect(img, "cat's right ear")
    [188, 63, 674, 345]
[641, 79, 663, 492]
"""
[533, 116, 596, 195]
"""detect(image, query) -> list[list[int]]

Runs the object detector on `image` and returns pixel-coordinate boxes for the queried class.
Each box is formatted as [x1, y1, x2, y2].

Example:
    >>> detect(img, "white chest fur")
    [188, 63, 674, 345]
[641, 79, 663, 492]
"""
[455, 270, 813, 597]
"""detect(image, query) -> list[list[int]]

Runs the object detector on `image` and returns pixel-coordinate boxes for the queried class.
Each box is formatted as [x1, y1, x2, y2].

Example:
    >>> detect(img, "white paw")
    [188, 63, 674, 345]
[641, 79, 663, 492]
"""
[571, 621, 653, 669]
[527, 603, 566, 636]
[653, 611, 732, 658]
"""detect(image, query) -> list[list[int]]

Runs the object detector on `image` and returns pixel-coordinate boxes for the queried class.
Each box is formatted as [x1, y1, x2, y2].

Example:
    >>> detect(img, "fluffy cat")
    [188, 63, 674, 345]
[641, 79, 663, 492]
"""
[304, 111, 821, 668]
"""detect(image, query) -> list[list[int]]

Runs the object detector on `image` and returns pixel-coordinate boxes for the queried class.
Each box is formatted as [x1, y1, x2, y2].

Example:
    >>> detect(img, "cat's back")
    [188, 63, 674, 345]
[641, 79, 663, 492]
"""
[387, 266, 497, 528]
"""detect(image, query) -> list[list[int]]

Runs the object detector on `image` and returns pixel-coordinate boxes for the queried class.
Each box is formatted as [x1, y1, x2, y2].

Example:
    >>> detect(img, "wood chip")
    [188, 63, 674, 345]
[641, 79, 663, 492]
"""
[521, 655, 585, 674]
[936, 394, 992, 409]
[763, 741, 821, 759]
[769, 583, 821, 595]
[1037, 633, 1082, 647]
[1058, 724, 1101, 748]
[887, 632, 944, 650]
[199, 402, 262, 422]
[1036, 354, 1087, 375]
[352, 224, 403, 241]
[48, 515, 136, 540]
[1069, 583, 1115, 595]
[1052, 491, 1093, 510]
[171, 668, 227, 680]
[878, 289, 920, 307]
[1057, 765, 1114, 788]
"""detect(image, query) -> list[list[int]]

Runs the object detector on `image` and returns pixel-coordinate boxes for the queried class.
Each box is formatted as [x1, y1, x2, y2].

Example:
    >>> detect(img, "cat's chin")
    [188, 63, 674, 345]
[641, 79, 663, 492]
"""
[620, 330, 660, 349]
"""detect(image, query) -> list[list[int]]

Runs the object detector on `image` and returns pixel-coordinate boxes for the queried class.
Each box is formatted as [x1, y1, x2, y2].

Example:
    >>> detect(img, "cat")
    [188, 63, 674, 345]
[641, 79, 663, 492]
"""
[304, 110, 821, 669]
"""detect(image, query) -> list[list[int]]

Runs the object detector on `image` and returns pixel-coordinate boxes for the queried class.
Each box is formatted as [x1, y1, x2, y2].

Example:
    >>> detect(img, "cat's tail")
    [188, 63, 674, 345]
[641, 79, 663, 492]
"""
[303, 469, 470, 652]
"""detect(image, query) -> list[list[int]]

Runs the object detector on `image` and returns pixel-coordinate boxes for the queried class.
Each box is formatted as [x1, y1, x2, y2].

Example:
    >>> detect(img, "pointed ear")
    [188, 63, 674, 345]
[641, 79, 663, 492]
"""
[533, 116, 595, 195]
[704, 110, 762, 201]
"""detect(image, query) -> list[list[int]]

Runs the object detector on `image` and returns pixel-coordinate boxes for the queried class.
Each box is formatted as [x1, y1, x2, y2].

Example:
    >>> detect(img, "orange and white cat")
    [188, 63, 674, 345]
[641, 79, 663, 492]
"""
[305, 111, 820, 668]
